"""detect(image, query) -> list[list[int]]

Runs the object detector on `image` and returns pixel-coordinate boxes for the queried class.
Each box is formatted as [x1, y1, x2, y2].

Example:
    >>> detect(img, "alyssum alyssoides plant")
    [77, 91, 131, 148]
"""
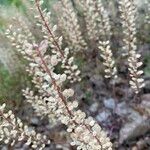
[4, 0, 113, 150]
[58, 0, 117, 79]
[74, 0, 117, 79]
[0, 103, 50, 149]
[119, 0, 145, 94]
[2, 0, 146, 149]
[56, 0, 87, 52]
[59, 0, 145, 94]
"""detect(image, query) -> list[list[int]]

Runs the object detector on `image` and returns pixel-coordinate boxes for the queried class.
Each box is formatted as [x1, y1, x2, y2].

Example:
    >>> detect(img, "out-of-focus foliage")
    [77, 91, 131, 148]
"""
[144, 55, 150, 76]
[0, 0, 22, 7]
[0, 64, 31, 106]
[0, 0, 58, 9]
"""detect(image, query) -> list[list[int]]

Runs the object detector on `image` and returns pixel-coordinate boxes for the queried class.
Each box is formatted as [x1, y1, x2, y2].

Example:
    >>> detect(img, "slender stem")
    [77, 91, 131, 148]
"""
[36, 47, 102, 147]
[35, 0, 80, 82]
[35, 0, 64, 58]
[35, 0, 102, 146]
[36, 47, 72, 116]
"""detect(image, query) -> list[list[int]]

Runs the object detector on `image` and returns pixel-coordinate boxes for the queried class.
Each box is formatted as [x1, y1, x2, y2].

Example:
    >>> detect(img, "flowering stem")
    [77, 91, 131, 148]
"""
[34, 1, 103, 146]
[36, 47, 72, 116]
[36, 47, 102, 147]
[35, 0, 64, 58]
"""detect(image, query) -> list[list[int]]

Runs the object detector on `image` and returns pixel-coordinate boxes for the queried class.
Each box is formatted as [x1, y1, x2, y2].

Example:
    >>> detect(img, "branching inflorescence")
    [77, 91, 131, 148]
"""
[33, 0, 81, 83]
[77, 0, 117, 79]
[4, 0, 113, 149]
[2, 0, 147, 149]
[77, 0, 110, 40]
[119, 0, 145, 94]
[58, 0, 87, 52]
[99, 41, 117, 79]
[77, 0, 99, 41]
[22, 88, 57, 125]
[0, 103, 50, 149]
[97, 0, 117, 79]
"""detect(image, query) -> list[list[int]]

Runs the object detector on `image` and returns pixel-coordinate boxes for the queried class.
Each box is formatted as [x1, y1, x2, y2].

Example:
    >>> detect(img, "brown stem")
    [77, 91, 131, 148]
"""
[36, 46, 102, 147]
[35, 0, 80, 82]
[35, 0, 102, 146]
[36, 47, 72, 116]
[35, 0, 64, 58]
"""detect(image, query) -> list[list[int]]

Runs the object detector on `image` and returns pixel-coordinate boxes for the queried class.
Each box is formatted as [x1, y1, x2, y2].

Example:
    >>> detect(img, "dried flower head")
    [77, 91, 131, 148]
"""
[57, 0, 87, 52]
[119, 0, 145, 94]
[99, 41, 117, 79]
[0, 103, 50, 149]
